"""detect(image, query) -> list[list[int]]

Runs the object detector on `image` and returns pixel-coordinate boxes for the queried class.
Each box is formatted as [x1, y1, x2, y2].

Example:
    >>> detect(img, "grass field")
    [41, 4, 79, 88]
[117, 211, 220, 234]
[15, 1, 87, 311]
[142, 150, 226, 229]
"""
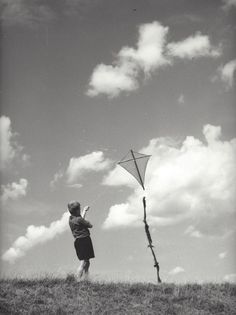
[0, 275, 235, 314]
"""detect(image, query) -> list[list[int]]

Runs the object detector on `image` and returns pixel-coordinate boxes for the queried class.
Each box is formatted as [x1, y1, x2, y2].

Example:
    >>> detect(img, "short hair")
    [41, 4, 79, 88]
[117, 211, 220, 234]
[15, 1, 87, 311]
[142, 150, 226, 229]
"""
[68, 201, 80, 216]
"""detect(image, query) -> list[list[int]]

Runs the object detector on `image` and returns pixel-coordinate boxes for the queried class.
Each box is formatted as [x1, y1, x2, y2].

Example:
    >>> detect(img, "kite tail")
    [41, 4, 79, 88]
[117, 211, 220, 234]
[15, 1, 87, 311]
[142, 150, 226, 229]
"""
[143, 197, 162, 284]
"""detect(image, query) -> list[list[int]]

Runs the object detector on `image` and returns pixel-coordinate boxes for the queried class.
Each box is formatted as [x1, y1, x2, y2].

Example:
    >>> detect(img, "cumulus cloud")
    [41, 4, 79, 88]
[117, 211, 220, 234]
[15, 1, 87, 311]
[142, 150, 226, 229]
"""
[2, 212, 69, 263]
[169, 266, 185, 275]
[0, 116, 29, 169]
[87, 21, 169, 98]
[167, 33, 221, 59]
[1, 178, 28, 204]
[103, 125, 236, 236]
[118, 22, 169, 74]
[66, 151, 112, 184]
[87, 21, 220, 98]
[49, 151, 112, 188]
[218, 59, 236, 90]
[87, 63, 138, 98]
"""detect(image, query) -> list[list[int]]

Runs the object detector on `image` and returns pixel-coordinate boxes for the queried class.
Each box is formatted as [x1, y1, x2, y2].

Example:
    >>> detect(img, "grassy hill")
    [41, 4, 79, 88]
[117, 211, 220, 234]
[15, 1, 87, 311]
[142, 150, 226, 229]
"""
[0, 275, 235, 314]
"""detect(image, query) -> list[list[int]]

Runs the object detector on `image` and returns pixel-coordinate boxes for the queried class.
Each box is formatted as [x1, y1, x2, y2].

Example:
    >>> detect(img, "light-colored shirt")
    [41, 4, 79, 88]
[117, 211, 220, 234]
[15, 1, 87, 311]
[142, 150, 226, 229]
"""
[69, 215, 92, 239]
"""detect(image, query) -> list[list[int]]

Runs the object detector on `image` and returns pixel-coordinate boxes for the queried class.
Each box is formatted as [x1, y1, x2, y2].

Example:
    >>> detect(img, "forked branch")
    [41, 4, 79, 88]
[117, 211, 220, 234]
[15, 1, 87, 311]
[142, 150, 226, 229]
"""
[143, 197, 161, 284]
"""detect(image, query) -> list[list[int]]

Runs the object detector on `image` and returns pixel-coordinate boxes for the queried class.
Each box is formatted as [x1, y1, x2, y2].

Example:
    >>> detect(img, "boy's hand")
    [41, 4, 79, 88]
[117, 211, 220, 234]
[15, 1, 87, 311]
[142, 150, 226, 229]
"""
[83, 206, 90, 212]
[82, 206, 90, 218]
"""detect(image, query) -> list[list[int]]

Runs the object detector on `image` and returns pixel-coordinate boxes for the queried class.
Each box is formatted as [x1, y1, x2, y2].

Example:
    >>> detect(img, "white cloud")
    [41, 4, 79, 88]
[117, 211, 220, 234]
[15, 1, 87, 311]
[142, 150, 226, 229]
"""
[219, 252, 227, 259]
[223, 273, 236, 283]
[103, 125, 236, 236]
[87, 22, 220, 98]
[0, 116, 29, 169]
[118, 21, 169, 74]
[66, 151, 111, 184]
[50, 151, 111, 188]
[184, 225, 203, 238]
[218, 59, 236, 90]
[1, 178, 28, 204]
[103, 203, 139, 229]
[87, 62, 138, 98]
[87, 21, 169, 98]
[2, 212, 69, 263]
[169, 266, 185, 275]
[167, 33, 221, 59]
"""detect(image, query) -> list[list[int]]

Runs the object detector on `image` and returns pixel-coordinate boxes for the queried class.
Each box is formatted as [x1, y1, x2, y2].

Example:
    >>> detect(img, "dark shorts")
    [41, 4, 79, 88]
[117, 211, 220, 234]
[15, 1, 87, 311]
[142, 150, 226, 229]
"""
[74, 236, 95, 260]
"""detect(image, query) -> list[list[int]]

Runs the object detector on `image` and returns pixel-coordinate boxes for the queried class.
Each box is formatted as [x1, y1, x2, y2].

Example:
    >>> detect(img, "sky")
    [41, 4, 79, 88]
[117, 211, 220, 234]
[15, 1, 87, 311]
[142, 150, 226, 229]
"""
[0, 0, 236, 283]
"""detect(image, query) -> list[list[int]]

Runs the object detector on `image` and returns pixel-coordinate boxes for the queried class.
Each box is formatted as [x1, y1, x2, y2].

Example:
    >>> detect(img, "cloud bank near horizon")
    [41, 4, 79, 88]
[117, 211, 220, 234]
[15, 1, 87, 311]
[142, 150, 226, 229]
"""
[169, 266, 185, 275]
[223, 273, 236, 283]
[103, 124, 236, 237]
[2, 212, 69, 263]
[87, 21, 221, 98]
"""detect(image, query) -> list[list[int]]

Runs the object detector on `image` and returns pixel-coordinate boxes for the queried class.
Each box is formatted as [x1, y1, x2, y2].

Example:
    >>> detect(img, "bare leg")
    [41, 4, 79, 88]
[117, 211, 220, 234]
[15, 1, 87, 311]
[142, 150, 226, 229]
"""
[84, 260, 90, 280]
[78, 260, 86, 278]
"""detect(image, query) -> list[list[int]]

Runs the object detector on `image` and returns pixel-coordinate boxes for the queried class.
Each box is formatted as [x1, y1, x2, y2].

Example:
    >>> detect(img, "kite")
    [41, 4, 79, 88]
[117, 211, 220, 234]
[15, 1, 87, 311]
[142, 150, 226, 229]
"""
[118, 149, 161, 283]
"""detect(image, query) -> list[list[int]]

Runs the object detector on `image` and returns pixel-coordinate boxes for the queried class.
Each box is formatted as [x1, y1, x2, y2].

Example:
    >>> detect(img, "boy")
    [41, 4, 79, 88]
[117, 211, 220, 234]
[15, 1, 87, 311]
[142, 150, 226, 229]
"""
[68, 201, 95, 279]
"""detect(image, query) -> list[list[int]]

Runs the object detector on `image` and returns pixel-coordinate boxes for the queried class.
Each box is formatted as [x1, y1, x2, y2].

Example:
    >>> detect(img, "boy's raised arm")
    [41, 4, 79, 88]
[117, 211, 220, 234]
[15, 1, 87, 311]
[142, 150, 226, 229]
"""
[81, 218, 93, 228]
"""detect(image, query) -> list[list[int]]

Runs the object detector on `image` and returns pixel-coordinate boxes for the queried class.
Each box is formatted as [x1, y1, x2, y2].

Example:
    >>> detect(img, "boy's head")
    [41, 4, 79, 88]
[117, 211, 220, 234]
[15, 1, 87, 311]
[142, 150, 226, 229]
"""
[68, 201, 81, 216]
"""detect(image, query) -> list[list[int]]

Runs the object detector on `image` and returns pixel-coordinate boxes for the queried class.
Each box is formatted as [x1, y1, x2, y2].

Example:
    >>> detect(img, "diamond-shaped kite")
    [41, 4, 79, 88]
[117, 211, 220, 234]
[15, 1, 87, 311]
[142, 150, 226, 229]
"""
[118, 150, 151, 190]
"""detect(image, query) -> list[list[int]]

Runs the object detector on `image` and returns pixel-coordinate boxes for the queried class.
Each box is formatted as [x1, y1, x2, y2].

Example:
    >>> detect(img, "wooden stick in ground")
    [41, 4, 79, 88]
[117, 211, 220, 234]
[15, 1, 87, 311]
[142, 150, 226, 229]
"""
[143, 197, 161, 284]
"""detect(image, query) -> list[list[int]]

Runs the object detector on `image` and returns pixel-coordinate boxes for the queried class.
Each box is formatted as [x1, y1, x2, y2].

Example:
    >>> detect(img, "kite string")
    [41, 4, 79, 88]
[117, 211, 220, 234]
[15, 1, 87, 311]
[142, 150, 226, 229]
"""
[90, 189, 107, 207]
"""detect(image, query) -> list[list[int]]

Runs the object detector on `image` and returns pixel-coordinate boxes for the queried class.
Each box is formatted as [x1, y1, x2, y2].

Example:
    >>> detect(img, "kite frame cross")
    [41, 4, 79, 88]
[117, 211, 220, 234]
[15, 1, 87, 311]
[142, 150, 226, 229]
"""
[118, 149, 151, 191]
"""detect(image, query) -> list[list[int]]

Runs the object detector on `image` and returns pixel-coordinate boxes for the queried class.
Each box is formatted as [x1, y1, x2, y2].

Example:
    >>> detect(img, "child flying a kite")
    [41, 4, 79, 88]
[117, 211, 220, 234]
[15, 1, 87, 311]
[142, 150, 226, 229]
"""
[68, 201, 95, 279]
